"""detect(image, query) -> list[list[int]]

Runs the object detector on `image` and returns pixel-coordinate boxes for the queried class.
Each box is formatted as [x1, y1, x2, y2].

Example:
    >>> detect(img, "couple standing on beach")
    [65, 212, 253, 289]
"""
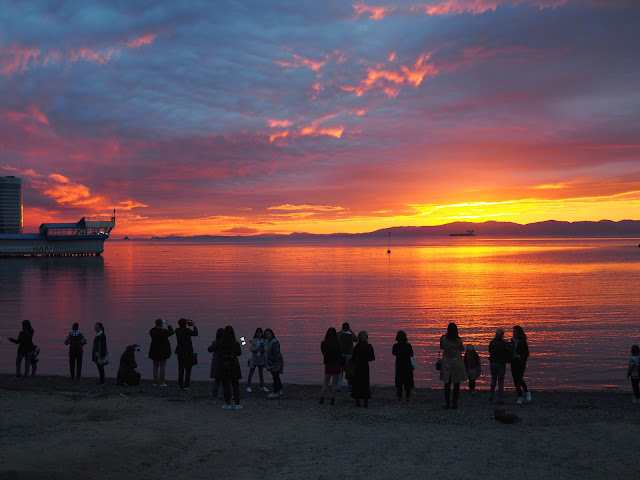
[320, 323, 375, 407]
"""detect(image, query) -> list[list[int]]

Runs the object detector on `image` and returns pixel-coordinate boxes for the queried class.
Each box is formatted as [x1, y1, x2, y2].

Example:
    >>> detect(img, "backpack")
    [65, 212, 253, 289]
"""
[69, 334, 83, 353]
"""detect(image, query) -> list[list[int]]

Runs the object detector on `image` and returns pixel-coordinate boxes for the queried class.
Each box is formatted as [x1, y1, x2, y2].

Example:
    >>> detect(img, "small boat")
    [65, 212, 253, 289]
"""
[450, 230, 475, 237]
[124, 235, 130, 240]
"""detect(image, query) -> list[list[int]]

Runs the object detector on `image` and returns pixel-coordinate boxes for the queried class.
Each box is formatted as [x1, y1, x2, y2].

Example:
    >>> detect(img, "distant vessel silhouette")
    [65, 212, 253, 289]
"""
[387, 231, 391, 254]
[124, 235, 130, 240]
[450, 230, 475, 237]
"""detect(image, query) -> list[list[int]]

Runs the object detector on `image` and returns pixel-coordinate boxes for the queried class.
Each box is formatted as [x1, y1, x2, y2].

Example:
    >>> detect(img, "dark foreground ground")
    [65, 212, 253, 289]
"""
[1, 374, 638, 480]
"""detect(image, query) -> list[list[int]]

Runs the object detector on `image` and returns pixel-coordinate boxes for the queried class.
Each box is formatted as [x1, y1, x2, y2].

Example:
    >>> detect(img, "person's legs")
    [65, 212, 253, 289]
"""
[69, 352, 76, 379]
[159, 360, 166, 383]
[15, 352, 25, 377]
[232, 379, 240, 405]
[489, 362, 498, 399]
[184, 364, 192, 388]
[469, 379, 476, 393]
[406, 384, 412, 401]
[512, 362, 523, 397]
[321, 373, 331, 398]
[396, 385, 402, 400]
[212, 379, 220, 399]
[153, 360, 159, 384]
[452, 383, 460, 409]
[222, 379, 231, 405]
[77, 349, 83, 379]
[247, 366, 255, 388]
[24, 352, 32, 377]
[497, 363, 506, 401]
[258, 366, 265, 388]
[178, 357, 185, 389]
[443, 382, 451, 408]
[97, 363, 105, 384]
[273, 372, 282, 393]
[329, 373, 339, 401]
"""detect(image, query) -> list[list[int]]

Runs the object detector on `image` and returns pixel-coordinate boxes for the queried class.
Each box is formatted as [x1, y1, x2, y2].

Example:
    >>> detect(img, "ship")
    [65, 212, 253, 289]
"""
[449, 229, 475, 237]
[0, 212, 116, 257]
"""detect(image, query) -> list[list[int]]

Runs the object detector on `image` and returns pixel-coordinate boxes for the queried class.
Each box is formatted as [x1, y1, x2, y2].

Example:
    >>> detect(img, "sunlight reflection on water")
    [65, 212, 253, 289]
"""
[1, 237, 638, 390]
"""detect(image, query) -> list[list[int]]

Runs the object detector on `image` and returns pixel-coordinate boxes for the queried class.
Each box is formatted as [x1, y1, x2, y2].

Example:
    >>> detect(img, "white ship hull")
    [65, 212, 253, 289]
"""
[0, 234, 110, 257]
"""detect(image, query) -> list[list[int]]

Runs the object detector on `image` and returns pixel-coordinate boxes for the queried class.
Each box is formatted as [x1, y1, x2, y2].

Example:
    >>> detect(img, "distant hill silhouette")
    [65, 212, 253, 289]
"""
[148, 220, 640, 241]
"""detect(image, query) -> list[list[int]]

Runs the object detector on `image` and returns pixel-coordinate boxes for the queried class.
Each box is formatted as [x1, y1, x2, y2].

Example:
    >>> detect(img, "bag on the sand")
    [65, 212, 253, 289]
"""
[494, 409, 519, 424]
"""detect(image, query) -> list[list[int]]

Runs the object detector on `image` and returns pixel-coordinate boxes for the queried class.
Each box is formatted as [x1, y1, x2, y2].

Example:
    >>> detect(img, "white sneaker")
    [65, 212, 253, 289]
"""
[152, 383, 158, 387]
[279, 391, 284, 396]
[222, 404, 233, 409]
[525, 392, 532, 402]
[516, 397, 523, 405]
[234, 404, 243, 410]
[633, 398, 640, 404]
[267, 392, 279, 398]
[246, 387, 252, 393]
[159, 383, 168, 387]
[261, 386, 270, 392]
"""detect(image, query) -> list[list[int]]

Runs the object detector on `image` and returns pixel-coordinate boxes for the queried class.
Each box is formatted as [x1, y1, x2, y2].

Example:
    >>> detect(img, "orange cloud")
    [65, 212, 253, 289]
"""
[269, 131, 289, 142]
[268, 119, 292, 128]
[343, 53, 437, 97]
[409, 0, 569, 16]
[127, 34, 156, 49]
[352, 2, 395, 20]
[268, 204, 345, 212]
[276, 53, 327, 71]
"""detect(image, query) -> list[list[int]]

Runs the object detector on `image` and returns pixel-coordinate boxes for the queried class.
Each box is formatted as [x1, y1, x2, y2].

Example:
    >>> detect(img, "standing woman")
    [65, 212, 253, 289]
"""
[510, 325, 531, 404]
[208, 328, 224, 401]
[246, 328, 268, 393]
[439, 322, 466, 409]
[488, 328, 511, 404]
[148, 318, 174, 387]
[392, 330, 414, 402]
[351, 331, 375, 408]
[217, 325, 242, 409]
[9, 320, 35, 378]
[92, 322, 109, 384]
[64, 322, 88, 380]
[265, 328, 284, 398]
[175, 318, 198, 390]
[320, 327, 342, 405]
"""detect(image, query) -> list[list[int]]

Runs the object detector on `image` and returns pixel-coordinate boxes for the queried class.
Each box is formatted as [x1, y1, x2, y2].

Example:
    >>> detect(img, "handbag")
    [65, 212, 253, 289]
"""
[410, 355, 418, 371]
[266, 361, 278, 372]
[97, 354, 109, 366]
[435, 350, 442, 371]
[190, 352, 198, 366]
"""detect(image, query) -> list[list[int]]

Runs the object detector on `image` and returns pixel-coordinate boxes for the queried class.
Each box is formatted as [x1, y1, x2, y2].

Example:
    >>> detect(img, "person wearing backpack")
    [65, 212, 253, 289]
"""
[64, 322, 88, 380]
[217, 325, 243, 409]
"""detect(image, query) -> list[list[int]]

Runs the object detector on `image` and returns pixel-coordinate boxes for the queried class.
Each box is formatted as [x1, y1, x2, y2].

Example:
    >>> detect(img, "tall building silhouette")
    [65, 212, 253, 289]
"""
[0, 176, 23, 233]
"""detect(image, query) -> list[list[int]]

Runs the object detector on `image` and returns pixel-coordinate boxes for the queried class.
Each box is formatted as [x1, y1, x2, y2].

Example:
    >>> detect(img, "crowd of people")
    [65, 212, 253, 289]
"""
[5, 319, 640, 407]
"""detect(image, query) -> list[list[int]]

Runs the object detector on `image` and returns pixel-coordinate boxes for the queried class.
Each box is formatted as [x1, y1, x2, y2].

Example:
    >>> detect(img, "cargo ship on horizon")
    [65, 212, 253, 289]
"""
[449, 229, 476, 237]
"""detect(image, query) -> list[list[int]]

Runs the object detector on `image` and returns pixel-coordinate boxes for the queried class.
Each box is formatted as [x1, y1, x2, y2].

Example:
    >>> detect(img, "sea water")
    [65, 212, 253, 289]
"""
[1, 237, 639, 390]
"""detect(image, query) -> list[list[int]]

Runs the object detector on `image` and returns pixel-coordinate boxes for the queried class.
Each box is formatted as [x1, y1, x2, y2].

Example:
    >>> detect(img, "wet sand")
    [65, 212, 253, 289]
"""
[1, 374, 638, 480]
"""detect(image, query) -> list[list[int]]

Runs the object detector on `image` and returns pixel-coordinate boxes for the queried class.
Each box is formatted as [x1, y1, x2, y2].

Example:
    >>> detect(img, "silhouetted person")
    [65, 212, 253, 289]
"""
[175, 318, 198, 390]
[64, 322, 88, 380]
[393, 330, 414, 402]
[9, 320, 35, 378]
[92, 322, 108, 384]
[351, 331, 375, 408]
[440, 322, 466, 409]
[117, 345, 141, 386]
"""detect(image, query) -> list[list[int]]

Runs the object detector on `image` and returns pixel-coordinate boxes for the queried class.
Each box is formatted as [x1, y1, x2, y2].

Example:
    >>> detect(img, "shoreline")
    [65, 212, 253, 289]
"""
[1, 374, 638, 479]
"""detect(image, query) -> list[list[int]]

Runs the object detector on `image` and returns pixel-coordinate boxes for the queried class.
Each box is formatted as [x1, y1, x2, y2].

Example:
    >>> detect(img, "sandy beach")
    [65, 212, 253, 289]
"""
[1, 373, 638, 480]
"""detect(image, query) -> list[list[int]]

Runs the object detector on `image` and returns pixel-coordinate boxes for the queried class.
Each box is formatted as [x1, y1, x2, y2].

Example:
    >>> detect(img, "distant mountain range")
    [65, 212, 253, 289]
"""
[147, 220, 640, 241]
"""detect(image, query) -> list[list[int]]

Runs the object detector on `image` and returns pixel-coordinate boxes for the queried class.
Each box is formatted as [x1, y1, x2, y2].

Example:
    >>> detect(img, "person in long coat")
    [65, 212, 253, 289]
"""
[351, 331, 375, 407]
[207, 328, 224, 401]
[440, 322, 466, 409]
[320, 327, 342, 405]
[217, 325, 242, 409]
[148, 318, 174, 387]
[392, 330, 414, 402]
[9, 320, 35, 378]
[92, 322, 108, 385]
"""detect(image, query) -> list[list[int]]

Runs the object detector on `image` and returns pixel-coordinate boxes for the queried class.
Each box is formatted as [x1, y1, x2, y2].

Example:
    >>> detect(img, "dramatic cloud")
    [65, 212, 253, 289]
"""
[0, 0, 638, 236]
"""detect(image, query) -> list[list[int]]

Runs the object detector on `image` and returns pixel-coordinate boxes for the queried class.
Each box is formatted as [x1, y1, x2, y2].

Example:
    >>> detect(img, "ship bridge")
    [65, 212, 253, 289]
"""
[39, 217, 116, 237]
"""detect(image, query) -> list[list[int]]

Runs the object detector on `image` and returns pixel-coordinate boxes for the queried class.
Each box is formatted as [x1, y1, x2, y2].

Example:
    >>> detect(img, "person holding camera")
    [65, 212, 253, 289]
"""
[247, 327, 269, 393]
[175, 318, 198, 390]
[148, 318, 174, 387]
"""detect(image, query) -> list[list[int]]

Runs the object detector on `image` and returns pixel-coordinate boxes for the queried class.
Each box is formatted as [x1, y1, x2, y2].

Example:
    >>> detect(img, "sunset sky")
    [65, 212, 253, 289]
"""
[1, 0, 639, 237]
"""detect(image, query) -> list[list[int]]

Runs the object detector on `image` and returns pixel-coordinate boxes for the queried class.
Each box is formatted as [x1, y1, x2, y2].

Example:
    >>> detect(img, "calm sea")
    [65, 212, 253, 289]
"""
[1, 237, 639, 390]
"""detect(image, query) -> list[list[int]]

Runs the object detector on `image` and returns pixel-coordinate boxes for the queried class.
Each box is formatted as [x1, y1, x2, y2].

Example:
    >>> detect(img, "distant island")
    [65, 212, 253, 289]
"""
[143, 220, 640, 242]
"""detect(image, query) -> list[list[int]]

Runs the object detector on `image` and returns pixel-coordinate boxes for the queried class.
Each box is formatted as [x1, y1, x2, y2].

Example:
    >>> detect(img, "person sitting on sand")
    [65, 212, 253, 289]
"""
[117, 345, 141, 386]
[336, 322, 358, 392]
[439, 323, 466, 409]
[351, 331, 375, 408]
[392, 330, 414, 402]
[488, 328, 511, 405]
[464, 344, 481, 395]
[627, 344, 640, 404]
[320, 327, 342, 405]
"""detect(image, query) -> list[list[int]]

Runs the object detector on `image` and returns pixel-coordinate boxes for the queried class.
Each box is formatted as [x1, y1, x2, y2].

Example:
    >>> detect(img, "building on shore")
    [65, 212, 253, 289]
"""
[0, 176, 23, 234]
